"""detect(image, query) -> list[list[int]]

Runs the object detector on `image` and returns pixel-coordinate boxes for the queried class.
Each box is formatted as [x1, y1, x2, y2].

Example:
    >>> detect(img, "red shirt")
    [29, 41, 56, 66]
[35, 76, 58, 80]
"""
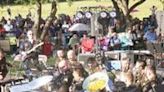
[81, 38, 94, 52]
[0, 28, 5, 33]
[42, 42, 52, 56]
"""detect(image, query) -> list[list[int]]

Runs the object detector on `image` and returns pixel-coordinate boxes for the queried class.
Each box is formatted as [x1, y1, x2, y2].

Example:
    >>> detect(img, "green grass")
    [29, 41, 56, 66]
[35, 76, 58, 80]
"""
[6, 54, 56, 77]
[0, 0, 163, 19]
[6, 54, 56, 66]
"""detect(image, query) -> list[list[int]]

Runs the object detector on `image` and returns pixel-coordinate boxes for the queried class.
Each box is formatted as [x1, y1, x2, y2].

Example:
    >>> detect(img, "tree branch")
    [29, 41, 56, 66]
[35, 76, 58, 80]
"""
[40, 0, 57, 40]
[111, 0, 119, 10]
[125, 0, 129, 8]
[111, 0, 122, 17]
[32, 0, 42, 40]
[121, 0, 129, 14]
[127, 0, 146, 16]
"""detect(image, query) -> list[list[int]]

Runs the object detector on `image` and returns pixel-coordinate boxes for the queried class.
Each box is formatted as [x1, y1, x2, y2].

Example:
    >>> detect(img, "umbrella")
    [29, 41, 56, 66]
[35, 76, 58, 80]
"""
[69, 23, 90, 31]
[82, 71, 110, 91]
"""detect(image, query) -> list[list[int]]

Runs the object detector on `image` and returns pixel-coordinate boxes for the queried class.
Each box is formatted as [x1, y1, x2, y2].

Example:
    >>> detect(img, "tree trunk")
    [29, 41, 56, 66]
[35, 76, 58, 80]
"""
[111, 0, 122, 19]
[110, 0, 146, 31]
[32, 0, 42, 40]
[126, 0, 146, 26]
[40, 0, 57, 40]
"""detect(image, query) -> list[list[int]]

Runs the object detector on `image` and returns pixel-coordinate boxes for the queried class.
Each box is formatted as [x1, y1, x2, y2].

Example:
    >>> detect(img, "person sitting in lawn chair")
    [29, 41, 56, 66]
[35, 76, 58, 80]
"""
[80, 35, 94, 53]
[13, 31, 44, 78]
[109, 32, 121, 50]
[14, 41, 40, 78]
[118, 32, 134, 50]
[68, 34, 80, 53]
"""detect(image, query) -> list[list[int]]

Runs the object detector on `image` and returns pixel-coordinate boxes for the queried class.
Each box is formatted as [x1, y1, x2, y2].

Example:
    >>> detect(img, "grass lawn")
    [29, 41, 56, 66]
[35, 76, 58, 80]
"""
[0, 0, 163, 20]
[6, 54, 56, 77]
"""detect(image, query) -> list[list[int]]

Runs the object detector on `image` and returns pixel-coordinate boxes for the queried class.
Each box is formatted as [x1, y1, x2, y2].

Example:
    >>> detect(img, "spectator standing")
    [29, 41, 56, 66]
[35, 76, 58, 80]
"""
[150, 6, 157, 15]
[7, 7, 11, 17]
[62, 21, 70, 48]
[3, 19, 13, 33]
[126, 26, 138, 49]
[149, 15, 158, 29]
[13, 23, 22, 38]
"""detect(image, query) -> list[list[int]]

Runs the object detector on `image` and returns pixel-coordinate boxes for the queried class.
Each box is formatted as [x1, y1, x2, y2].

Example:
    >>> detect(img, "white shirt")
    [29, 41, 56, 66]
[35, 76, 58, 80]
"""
[4, 24, 13, 32]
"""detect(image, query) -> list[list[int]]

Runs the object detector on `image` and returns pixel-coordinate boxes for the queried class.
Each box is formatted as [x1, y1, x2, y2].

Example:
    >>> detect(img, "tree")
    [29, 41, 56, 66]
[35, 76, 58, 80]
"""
[32, 0, 57, 40]
[32, 0, 42, 40]
[66, 0, 146, 28]
[111, 0, 146, 26]
[40, 0, 57, 40]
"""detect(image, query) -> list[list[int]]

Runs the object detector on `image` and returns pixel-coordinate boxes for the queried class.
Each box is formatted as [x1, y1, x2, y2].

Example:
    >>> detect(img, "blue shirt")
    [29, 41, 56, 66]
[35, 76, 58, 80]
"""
[144, 31, 157, 43]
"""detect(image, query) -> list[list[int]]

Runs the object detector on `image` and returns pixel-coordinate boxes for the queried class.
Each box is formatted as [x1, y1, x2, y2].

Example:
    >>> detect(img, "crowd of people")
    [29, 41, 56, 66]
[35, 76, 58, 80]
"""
[0, 10, 162, 54]
[0, 6, 164, 92]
